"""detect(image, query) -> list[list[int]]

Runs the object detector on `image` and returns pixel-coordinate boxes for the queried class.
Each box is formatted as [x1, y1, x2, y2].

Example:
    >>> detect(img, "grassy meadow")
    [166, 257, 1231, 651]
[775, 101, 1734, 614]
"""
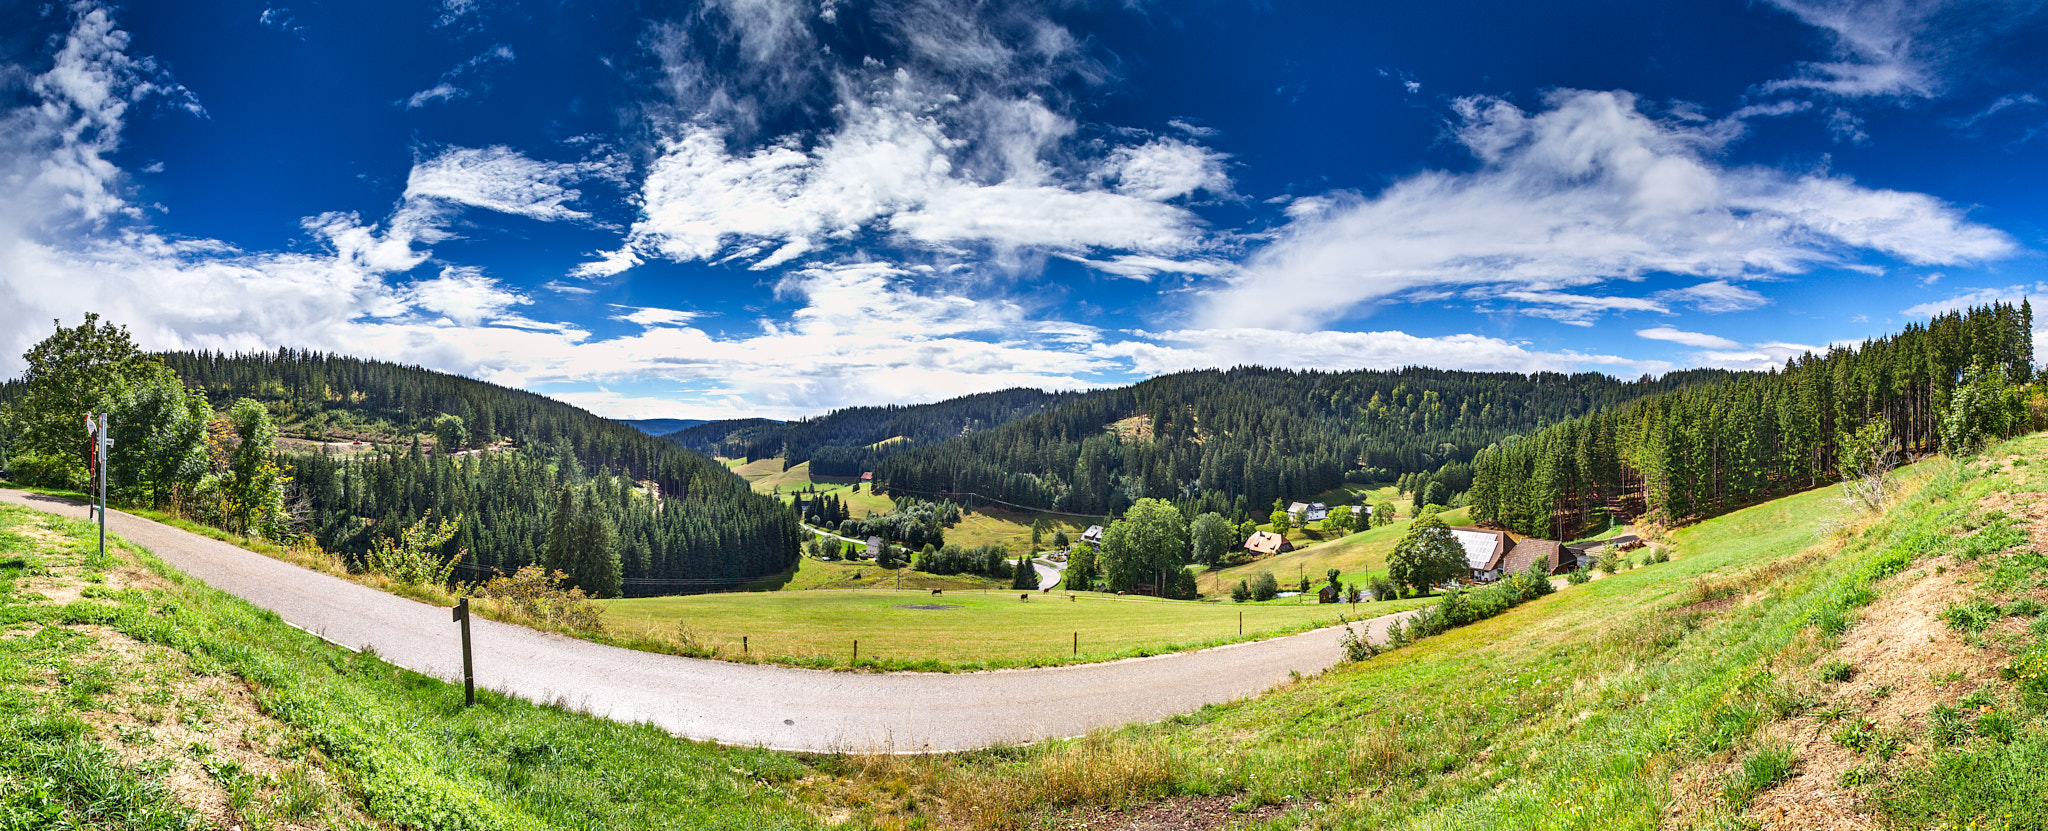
[598, 587, 1429, 671]
[810, 439, 2048, 830]
[0, 505, 829, 830]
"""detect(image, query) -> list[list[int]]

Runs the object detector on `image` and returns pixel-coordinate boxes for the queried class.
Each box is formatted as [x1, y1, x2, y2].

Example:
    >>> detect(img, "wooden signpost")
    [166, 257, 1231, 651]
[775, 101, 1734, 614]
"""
[451, 598, 475, 706]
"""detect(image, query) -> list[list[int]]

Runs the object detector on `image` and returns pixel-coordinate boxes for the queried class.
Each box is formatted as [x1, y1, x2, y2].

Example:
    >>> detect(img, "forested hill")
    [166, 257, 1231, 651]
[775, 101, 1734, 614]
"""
[873, 366, 1738, 517]
[159, 350, 801, 596]
[669, 388, 1092, 476]
[621, 418, 710, 436]
[1472, 302, 2037, 541]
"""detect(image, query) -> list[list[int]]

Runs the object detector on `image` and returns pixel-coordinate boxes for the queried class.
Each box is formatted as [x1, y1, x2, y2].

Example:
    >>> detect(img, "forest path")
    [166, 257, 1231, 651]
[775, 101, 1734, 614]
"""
[1, 488, 1414, 753]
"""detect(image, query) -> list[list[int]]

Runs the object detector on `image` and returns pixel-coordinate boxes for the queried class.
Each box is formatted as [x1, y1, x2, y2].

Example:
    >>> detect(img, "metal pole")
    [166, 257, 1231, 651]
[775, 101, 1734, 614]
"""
[97, 414, 107, 561]
[452, 598, 475, 707]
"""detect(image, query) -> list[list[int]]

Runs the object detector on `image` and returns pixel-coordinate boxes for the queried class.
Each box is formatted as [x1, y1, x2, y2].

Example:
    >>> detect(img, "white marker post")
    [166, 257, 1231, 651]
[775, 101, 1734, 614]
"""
[97, 413, 109, 560]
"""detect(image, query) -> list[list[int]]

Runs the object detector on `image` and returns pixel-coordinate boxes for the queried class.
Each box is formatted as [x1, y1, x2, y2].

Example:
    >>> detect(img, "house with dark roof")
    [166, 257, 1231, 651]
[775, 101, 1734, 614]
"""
[1502, 538, 1568, 576]
[1304, 502, 1330, 522]
[1244, 530, 1293, 556]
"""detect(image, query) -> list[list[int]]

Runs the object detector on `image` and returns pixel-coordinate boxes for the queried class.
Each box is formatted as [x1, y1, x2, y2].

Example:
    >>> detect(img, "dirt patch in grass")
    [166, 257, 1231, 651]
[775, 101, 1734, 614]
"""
[1056, 795, 1290, 831]
[894, 604, 964, 611]
[65, 620, 370, 830]
[1744, 554, 1992, 830]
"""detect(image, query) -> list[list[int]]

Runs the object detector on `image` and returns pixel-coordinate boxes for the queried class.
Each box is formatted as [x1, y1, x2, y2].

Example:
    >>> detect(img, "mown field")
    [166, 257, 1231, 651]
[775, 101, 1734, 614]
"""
[597, 587, 1429, 670]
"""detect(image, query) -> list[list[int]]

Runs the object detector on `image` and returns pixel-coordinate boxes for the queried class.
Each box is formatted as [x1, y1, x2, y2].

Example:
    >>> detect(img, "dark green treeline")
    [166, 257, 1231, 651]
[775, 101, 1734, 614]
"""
[1470, 303, 2034, 540]
[874, 366, 1731, 517]
[160, 350, 801, 595]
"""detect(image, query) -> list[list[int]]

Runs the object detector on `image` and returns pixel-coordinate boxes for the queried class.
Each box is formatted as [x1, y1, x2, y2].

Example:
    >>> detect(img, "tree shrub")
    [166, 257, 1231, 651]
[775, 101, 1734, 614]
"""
[1250, 572, 1280, 601]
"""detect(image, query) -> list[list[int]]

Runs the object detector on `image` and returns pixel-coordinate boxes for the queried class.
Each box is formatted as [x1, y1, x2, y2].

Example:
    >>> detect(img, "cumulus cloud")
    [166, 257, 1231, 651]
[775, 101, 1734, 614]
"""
[589, 2, 1227, 278]
[1194, 89, 2013, 330]
[1636, 326, 1743, 349]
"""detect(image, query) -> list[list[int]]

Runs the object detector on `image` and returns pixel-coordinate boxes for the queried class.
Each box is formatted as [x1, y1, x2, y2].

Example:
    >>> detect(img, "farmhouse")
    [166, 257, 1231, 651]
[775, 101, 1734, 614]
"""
[1244, 530, 1293, 556]
[1447, 526, 1511, 582]
[1081, 525, 1105, 545]
[860, 471, 873, 482]
[1502, 537, 1568, 576]
[1304, 502, 1330, 522]
[1286, 501, 1311, 520]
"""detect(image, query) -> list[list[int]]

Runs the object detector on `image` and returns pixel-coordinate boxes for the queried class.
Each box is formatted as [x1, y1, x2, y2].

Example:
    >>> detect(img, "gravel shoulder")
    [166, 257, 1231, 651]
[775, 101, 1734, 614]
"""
[2, 488, 1416, 753]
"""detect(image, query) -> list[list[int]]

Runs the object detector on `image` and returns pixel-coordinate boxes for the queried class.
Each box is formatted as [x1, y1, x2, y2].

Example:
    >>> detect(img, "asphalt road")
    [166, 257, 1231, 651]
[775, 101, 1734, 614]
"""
[2, 489, 1415, 753]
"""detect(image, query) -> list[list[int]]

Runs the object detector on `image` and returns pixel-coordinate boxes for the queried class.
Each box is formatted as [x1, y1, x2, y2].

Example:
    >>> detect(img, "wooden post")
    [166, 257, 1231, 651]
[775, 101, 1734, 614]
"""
[852, 639, 858, 665]
[451, 598, 475, 707]
[1072, 631, 1077, 655]
[1239, 611, 1243, 636]
[743, 635, 749, 655]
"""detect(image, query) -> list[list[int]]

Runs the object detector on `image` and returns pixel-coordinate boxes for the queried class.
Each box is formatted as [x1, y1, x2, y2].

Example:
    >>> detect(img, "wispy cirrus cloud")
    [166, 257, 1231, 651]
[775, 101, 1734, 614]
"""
[1635, 326, 1742, 349]
[1194, 89, 2013, 331]
[402, 44, 515, 109]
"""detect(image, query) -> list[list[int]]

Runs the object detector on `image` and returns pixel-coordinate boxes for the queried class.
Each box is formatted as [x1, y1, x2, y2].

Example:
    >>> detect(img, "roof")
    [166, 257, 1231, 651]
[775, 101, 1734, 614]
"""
[1082, 525, 1104, 538]
[1286, 502, 1310, 512]
[1502, 538, 1562, 575]
[1448, 527, 1510, 572]
[860, 471, 873, 480]
[1244, 530, 1290, 555]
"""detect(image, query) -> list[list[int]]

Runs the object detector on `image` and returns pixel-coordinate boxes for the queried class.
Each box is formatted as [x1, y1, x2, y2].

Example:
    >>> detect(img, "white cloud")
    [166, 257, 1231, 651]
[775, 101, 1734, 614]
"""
[1690, 342, 1829, 371]
[402, 44, 514, 109]
[1099, 138, 1229, 201]
[1195, 89, 2014, 330]
[1901, 283, 2047, 317]
[403, 145, 599, 223]
[1493, 291, 1668, 326]
[611, 305, 700, 327]
[595, 7, 1226, 276]
[1654, 280, 1772, 312]
[259, 7, 305, 36]
[1760, 0, 1946, 99]
[1636, 326, 1743, 349]
[406, 268, 530, 326]
[1090, 328, 1672, 377]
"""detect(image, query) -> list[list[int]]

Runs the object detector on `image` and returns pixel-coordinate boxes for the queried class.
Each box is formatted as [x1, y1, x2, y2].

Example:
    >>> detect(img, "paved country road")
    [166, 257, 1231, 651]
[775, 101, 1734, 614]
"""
[2, 488, 1416, 753]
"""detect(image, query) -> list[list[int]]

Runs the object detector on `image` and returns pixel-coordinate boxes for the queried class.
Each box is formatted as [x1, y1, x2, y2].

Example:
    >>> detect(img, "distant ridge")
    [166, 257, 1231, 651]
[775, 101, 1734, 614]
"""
[620, 418, 713, 436]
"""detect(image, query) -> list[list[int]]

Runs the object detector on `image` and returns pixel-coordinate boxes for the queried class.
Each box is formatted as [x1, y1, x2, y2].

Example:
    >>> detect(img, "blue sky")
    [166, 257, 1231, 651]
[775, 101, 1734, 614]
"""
[2, 0, 2045, 419]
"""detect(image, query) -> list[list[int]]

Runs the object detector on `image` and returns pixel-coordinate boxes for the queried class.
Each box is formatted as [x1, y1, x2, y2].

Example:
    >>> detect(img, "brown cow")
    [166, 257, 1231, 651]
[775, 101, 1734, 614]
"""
[930, 588, 943, 596]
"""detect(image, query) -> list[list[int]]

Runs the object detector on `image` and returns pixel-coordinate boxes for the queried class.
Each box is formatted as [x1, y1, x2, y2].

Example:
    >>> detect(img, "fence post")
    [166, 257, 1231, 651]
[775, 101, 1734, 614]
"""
[852, 639, 858, 665]
[1073, 631, 1077, 655]
[743, 635, 749, 655]
[1239, 611, 1243, 636]
[451, 598, 475, 707]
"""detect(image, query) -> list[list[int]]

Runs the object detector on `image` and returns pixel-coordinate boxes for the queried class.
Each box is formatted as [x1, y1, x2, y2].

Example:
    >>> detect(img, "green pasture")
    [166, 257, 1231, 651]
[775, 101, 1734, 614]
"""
[597, 587, 1427, 670]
